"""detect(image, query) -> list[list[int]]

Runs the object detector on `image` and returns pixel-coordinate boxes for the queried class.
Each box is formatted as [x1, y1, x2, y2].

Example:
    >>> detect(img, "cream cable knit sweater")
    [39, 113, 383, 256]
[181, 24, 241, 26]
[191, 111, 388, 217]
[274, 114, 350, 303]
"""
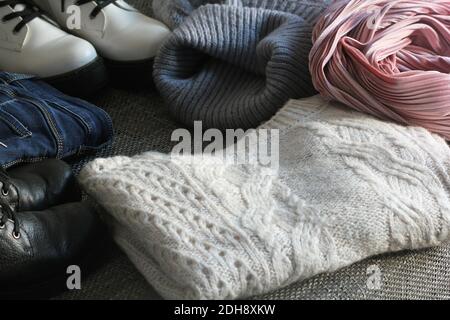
[79, 96, 450, 300]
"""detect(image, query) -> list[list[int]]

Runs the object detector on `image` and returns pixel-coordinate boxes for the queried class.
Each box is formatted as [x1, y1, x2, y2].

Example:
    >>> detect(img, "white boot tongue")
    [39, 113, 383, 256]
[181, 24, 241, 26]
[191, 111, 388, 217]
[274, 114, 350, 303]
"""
[11, 3, 58, 28]
[13, 4, 26, 12]
[112, 0, 137, 12]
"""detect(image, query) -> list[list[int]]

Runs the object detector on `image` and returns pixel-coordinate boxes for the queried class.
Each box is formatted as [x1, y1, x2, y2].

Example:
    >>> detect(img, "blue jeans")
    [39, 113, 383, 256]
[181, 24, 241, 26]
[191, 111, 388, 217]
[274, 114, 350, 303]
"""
[0, 72, 113, 168]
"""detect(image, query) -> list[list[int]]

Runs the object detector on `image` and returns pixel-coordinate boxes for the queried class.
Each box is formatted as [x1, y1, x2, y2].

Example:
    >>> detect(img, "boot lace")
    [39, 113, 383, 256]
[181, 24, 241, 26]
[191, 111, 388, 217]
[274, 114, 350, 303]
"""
[0, 166, 11, 197]
[0, 201, 20, 239]
[0, 0, 42, 33]
[0, 167, 20, 239]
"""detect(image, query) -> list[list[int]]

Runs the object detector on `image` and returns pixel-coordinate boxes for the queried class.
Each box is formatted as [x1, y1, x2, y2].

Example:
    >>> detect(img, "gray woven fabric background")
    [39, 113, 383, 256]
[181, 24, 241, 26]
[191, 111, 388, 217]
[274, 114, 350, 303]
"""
[56, 0, 450, 300]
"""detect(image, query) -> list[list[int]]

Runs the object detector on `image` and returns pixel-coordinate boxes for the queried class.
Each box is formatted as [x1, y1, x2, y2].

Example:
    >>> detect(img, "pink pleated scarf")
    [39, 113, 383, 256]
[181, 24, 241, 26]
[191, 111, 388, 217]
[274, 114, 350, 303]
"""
[310, 0, 450, 139]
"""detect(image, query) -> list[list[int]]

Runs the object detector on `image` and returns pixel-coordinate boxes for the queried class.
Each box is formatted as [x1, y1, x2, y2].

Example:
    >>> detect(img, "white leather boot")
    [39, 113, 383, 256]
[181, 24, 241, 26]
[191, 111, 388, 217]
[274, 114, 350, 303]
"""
[0, 0, 107, 96]
[36, 0, 171, 85]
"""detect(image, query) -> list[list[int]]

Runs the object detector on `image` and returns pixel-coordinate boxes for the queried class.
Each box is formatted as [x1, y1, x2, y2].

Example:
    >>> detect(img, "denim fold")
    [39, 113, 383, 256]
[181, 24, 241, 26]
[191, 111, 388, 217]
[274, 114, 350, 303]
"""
[0, 72, 113, 168]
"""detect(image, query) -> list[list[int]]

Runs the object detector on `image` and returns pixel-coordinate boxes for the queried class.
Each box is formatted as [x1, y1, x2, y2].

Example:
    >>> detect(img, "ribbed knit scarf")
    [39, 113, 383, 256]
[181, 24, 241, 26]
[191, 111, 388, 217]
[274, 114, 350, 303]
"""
[153, 0, 331, 130]
[310, 0, 450, 139]
[153, 0, 330, 30]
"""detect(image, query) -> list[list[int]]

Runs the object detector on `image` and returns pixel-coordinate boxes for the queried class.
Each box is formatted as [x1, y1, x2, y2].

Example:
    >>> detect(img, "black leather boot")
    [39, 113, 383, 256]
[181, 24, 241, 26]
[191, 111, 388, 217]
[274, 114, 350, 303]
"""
[0, 159, 81, 212]
[0, 202, 105, 297]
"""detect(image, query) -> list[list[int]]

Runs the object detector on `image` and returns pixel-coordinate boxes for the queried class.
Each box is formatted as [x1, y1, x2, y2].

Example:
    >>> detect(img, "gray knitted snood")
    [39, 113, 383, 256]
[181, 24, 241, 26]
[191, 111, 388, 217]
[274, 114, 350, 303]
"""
[79, 96, 450, 300]
[153, 1, 331, 130]
[153, 0, 330, 29]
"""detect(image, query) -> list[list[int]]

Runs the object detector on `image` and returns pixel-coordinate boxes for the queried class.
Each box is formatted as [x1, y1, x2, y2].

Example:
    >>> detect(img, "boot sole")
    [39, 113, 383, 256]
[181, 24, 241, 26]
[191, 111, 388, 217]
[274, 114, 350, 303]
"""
[104, 57, 155, 89]
[43, 57, 109, 97]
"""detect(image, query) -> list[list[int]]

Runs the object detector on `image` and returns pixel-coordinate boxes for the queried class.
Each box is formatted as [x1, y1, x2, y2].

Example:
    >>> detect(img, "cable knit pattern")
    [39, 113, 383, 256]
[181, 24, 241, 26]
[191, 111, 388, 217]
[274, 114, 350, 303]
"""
[79, 96, 450, 300]
[153, 1, 331, 129]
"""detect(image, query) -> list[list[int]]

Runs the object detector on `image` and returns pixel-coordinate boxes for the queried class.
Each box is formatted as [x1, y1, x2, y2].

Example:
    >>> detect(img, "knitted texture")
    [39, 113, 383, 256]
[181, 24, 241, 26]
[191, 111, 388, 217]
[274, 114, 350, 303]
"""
[153, 1, 331, 130]
[79, 95, 450, 300]
[152, 0, 330, 30]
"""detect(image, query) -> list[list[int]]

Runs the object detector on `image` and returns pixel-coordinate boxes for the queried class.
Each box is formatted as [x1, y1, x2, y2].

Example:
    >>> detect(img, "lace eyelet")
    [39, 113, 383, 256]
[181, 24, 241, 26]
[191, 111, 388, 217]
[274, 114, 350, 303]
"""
[12, 231, 20, 239]
[0, 222, 5, 229]
[1, 188, 9, 197]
